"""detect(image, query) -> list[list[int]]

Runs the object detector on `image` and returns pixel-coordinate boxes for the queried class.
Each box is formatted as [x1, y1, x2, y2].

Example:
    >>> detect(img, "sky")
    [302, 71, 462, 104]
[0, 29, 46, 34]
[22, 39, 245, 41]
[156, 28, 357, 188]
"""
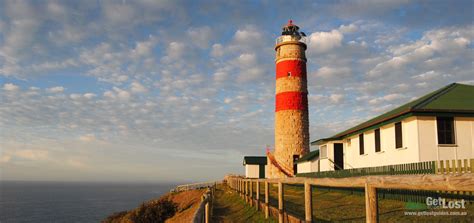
[0, 0, 473, 183]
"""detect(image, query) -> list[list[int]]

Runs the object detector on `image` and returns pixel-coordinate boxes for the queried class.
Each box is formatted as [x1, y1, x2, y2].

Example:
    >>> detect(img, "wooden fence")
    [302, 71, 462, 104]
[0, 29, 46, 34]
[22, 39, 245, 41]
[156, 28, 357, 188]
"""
[295, 158, 474, 204]
[226, 173, 474, 223]
[192, 185, 216, 223]
[173, 181, 220, 192]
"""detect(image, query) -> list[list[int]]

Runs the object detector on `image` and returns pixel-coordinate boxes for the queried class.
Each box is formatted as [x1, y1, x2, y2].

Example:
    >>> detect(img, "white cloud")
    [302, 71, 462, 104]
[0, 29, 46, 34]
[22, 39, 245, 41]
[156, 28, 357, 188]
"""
[79, 134, 96, 142]
[103, 87, 131, 101]
[47, 86, 65, 93]
[130, 81, 148, 93]
[339, 23, 358, 33]
[187, 26, 213, 48]
[330, 94, 344, 103]
[211, 44, 224, 57]
[83, 93, 97, 99]
[130, 35, 157, 60]
[3, 83, 19, 91]
[235, 53, 257, 67]
[15, 149, 49, 161]
[165, 41, 186, 60]
[103, 2, 136, 25]
[308, 30, 343, 54]
[70, 94, 82, 100]
[315, 66, 351, 79]
[233, 26, 263, 44]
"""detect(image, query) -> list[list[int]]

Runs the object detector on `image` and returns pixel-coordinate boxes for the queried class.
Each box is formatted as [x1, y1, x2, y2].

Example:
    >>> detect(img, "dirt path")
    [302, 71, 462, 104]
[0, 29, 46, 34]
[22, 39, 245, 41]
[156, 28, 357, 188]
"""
[212, 184, 276, 223]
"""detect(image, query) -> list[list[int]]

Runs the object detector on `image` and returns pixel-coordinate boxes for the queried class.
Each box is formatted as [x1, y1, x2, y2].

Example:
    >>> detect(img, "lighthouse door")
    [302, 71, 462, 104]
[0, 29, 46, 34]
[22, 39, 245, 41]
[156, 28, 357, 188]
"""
[334, 143, 344, 170]
[293, 155, 299, 175]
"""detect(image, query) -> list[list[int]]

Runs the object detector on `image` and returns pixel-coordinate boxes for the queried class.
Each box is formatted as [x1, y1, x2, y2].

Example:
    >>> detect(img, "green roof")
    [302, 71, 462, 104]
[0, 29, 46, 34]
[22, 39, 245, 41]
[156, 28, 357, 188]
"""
[243, 156, 267, 165]
[296, 150, 319, 163]
[312, 83, 474, 145]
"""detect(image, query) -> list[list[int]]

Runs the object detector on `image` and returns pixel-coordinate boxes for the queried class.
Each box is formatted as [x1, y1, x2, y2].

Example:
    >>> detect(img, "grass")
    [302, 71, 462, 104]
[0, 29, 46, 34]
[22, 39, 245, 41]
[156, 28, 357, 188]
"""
[249, 182, 473, 222]
[212, 184, 277, 223]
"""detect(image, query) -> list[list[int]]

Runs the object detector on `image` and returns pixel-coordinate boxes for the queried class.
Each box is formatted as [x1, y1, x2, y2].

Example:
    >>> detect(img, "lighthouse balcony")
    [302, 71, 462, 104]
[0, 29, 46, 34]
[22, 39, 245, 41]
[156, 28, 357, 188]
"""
[276, 35, 307, 45]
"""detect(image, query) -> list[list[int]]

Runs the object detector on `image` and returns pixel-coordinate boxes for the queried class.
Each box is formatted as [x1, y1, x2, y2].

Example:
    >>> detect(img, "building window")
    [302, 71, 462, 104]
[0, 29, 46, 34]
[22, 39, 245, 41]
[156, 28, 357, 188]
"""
[375, 129, 381, 152]
[359, 134, 364, 155]
[320, 145, 327, 158]
[395, 122, 403, 148]
[437, 117, 455, 144]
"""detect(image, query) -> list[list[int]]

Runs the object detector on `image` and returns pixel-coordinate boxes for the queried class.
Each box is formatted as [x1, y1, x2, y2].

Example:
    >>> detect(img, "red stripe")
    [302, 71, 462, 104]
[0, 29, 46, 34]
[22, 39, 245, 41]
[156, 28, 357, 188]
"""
[275, 91, 308, 112]
[276, 60, 306, 79]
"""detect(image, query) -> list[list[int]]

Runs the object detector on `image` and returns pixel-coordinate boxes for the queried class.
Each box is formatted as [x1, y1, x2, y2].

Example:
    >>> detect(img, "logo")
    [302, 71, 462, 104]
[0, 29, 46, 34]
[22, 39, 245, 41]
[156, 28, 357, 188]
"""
[426, 197, 466, 209]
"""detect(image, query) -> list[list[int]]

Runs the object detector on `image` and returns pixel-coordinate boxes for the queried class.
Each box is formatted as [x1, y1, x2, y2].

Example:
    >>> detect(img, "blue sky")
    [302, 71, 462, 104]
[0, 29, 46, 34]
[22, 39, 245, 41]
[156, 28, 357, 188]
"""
[1, 0, 473, 183]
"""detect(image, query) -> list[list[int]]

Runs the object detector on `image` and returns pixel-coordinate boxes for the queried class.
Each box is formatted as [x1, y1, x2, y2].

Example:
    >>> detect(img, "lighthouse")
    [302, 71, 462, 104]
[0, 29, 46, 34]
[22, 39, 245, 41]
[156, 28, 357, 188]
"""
[267, 20, 310, 178]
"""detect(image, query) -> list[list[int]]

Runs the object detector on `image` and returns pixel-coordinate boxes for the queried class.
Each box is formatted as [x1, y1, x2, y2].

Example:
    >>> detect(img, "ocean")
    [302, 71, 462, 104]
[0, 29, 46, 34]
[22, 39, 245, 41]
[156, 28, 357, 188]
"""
[0, 181, 175, 223]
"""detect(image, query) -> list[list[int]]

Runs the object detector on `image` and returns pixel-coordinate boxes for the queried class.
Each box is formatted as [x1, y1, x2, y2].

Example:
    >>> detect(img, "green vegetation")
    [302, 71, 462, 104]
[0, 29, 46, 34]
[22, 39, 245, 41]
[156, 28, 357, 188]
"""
[213, 184, 277, 223]
[256, 183, 473, 222]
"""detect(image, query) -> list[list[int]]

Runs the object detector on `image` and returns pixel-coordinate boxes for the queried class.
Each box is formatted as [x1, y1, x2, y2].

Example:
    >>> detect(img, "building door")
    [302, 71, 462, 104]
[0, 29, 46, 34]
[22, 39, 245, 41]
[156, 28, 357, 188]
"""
[334, 143, 344, 170]
[293, 155, 299, 175]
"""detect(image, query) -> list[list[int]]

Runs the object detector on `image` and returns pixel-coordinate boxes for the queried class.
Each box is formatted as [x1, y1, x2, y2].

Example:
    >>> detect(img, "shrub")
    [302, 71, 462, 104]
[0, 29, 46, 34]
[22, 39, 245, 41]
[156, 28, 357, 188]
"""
[131, 199, 178, 223]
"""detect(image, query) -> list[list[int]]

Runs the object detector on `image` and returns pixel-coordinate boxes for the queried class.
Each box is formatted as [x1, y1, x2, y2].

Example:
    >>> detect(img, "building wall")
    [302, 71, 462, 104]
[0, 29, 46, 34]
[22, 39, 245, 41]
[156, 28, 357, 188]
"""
[320, 116, 420, 170]
[318, 116, 474, 172]
[245, 164, 260, 178]
[418, 116, 474, 162]
[296, 159, 319, 173]
[297, 162, 311, 173]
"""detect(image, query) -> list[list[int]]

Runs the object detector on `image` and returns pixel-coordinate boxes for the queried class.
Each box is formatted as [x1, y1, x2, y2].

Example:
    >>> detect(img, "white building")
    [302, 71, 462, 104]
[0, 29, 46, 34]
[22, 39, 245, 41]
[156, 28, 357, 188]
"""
[243, 156, 267, 178]
[312, 83, 474, 172]
[295, 150, 319, 174]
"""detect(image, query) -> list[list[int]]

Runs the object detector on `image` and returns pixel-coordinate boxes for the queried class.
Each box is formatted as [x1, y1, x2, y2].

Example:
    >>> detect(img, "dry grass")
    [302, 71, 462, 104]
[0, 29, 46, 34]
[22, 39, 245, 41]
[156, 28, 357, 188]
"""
[165, 189, 206, 223]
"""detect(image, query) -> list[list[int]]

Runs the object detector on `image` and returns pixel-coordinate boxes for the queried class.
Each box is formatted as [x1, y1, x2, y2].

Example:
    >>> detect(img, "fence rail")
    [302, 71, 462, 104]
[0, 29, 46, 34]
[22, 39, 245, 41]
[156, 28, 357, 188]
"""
[226, 173, 474, 223]
[192, 184, 217, 223]
[173, 181, 220, 192]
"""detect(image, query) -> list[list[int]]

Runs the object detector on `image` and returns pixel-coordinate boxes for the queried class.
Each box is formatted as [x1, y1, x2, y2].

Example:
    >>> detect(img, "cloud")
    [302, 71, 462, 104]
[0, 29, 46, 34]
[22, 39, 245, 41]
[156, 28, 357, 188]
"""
[330, 94, 344, 103]
[47, 86, 65, 93]
[339, 23, 358, 34]
[79, 134, 96, 142]
[165, 41, 187, 60]
[83, 93, 97, 99]
[103, 87, 131, 101]
[3, 83, 19, 91]
[14, 149, 49, 161]
[211, 44, 224, 57]
[314, 66, 351, 79]
[130, 81, 148, 93]
[187, 26, 213, 48]
[308, 30, 343, 54]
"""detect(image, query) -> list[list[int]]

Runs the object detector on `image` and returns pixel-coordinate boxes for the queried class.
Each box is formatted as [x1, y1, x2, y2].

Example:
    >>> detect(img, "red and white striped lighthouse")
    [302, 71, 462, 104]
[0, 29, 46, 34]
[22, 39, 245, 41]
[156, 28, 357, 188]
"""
[267, 20, 310, 178]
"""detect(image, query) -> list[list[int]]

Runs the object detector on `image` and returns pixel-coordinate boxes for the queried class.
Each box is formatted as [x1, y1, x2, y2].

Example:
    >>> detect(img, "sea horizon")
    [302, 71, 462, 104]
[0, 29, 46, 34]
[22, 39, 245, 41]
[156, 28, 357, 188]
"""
[0, 180, 178, 223]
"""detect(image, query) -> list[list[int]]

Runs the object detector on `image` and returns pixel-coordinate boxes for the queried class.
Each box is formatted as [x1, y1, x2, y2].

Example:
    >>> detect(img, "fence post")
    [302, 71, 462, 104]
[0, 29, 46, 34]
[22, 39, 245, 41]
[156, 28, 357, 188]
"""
[365, 183, 378, 223]
[278, 182, 284, 223]
[205, 201, 209, 223]
[250, 180, 253, 207]
[244, 180, 247, 202]
[305, 182, 312, 223]
[246, 180, 249, 203]
[265, 181, 269, 219]
[256, 181, 260, 210]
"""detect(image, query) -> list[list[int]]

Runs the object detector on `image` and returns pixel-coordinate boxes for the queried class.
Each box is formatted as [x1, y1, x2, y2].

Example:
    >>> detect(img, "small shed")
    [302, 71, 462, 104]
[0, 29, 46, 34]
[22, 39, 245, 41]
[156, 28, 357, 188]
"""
[296, 150, 320, 174]
[243, 156, 267, 178]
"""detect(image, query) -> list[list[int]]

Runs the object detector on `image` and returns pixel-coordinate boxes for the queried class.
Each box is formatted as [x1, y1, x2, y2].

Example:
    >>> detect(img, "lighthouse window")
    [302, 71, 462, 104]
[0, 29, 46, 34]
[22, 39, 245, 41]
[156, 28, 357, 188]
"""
[287, 72, 292, 77]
